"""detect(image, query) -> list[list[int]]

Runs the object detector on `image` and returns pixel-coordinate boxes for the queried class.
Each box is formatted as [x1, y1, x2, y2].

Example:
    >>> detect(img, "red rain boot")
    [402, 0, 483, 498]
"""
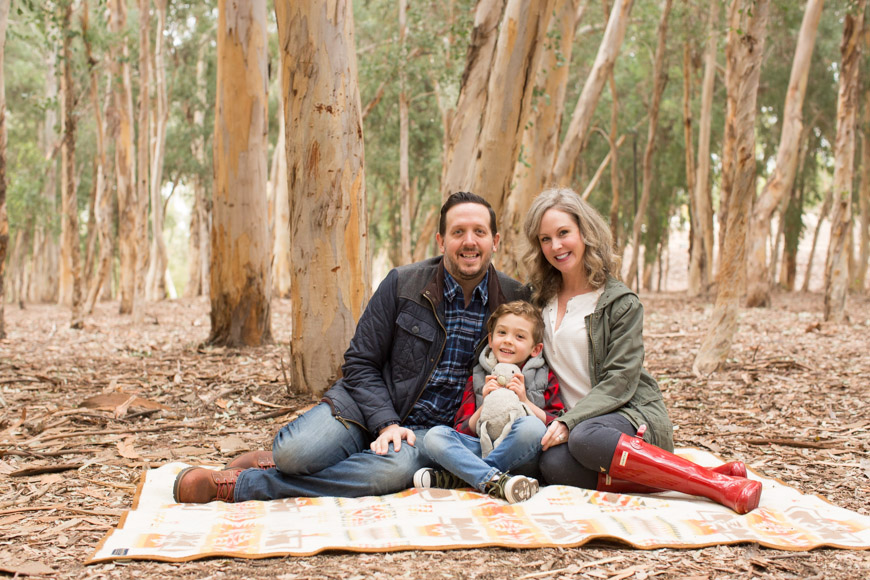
[597, 461, 747, 494]
[607, 432, 761, 514]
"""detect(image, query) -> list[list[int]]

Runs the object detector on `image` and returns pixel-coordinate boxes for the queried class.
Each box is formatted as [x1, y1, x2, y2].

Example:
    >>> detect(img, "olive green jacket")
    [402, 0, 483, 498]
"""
[556, 277, 674, 451]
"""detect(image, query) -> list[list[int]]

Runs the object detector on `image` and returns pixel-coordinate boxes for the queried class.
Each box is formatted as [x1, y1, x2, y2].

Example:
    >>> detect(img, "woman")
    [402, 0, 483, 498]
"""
[523, 188, 760, 514]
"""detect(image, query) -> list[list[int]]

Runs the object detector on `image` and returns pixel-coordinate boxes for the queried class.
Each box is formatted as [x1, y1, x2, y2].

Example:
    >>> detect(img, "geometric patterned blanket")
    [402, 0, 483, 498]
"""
[86, 448, 870, 563]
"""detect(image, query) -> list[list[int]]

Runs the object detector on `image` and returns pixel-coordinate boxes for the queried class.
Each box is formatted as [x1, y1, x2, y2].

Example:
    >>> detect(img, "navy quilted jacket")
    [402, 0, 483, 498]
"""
[322, 256, 529, 435]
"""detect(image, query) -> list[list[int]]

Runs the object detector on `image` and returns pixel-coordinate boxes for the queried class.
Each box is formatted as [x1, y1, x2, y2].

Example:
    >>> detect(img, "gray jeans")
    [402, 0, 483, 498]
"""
[538, 412, 636, 489]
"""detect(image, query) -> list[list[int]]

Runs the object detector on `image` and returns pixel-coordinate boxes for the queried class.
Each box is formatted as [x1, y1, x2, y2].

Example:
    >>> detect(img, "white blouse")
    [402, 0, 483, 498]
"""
[543, 289, 603, 410]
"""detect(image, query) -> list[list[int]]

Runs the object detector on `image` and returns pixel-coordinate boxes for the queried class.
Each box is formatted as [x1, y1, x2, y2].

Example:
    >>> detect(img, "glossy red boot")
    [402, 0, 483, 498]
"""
[607, 432, 761, 514]
[597, 461, 747, 494]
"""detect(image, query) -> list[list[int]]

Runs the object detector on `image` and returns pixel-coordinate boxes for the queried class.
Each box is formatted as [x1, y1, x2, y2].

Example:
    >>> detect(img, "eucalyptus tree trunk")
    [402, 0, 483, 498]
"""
[0, 0, 9, 337]
[276, 0, 370, 395]
[550, 0, 633, 186]
[854, 25, 870, 293]
[82, 3, 113, 313]
[717, 0, 741, 268]
[688, 0, 719, 296]
[271, 69, 291, 299]
[745, 0, 824, 308]
[186, 40, 209, 298]
[624, 0, 673, 290]
[694, 0, 768, 376]
[442, 0, 554, 221]
[146, 0, 170, 301]
[31, 44, 60, 304]
[683, 37, 699, 293]
[58, 1, 83, 328]
[110, 0, 138, 315]
[209, 0, 272, 347]
[802, 184, 832, 292]
[133, 0, 150, 321]
[498, 0, 584, 277]
[440, 0, 506, 201]
[397, 0, 412, 266]
[824, 2, 865, 322]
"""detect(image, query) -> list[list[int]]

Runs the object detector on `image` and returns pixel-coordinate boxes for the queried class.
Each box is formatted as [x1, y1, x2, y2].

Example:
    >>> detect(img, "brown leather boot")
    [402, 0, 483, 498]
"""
[608, 432, 761, 514]
[225, 450, 276, 470]
[173, 467, 243, 503]
[598, 461, 748, 494]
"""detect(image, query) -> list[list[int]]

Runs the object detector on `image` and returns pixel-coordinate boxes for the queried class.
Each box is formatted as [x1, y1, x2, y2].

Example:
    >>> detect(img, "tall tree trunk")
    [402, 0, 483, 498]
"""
[745, 0, 824, 307]
[83, 3, 113, 313]
[717, 0, 742, 270]
[110, 0, 137, 315]
[683, 36, 700, 295]
[498, 0, 584, 277]
[58, 1, 83, 329]
[549, 0, 633, 186]
[134, 0, 150, 322]
[443, 0, 555, 219]
[277, 0, 370, 395]
[186, 40, 209, 298]
[397, 0, 412, 266]
[624, 0, 673, 289]
[440, 0, 507, 202]
[271, 67, 291, 298]
[146, 0, 170, 301]
[694, 0, 768, 375]
[802, 184, 832, 292]
[854, 25, 870, 293]
[688, 0, 719, 297]
[824, 2, 865, 322]
[209, 0, 272, 346]
[0, 0, 8, 337]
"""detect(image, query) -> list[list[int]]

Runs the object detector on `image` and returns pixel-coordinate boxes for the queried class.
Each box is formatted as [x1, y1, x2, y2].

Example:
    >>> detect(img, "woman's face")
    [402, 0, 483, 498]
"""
[537, 208, 585, 276]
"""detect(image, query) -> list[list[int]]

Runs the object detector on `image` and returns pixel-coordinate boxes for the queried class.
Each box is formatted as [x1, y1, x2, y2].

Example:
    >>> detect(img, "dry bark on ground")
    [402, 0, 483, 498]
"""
[0, 292, 868, 579]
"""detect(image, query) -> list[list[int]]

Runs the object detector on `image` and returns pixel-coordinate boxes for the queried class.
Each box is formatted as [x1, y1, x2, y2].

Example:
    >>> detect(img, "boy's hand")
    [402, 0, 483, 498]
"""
[371, 424, 416, 455]
[505, 373, 528, 402]
[482, 375, 502, 397]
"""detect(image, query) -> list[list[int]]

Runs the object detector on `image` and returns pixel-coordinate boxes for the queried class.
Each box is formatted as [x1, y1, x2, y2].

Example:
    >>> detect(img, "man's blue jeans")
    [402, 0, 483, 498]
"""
[233, 402, 436, 501]
[423, 415, 546, 490]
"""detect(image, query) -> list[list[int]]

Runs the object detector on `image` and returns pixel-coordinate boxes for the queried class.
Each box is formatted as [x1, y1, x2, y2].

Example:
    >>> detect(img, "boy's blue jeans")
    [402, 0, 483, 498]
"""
[233, 402, 436, 501]
[423, 415, 546, 490]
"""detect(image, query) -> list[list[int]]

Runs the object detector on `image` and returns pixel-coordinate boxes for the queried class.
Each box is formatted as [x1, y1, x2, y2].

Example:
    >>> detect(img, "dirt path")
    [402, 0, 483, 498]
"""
[1, 292, 868, 579]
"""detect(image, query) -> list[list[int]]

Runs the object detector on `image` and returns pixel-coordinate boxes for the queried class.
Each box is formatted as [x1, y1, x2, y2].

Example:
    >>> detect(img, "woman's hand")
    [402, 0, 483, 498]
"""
[371, 424, 416, 455]
[541, 420, 569, 451]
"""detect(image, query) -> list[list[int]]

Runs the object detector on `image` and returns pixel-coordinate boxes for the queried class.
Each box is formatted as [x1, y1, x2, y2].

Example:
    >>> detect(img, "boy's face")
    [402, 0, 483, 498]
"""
[488, 313, 543, 366]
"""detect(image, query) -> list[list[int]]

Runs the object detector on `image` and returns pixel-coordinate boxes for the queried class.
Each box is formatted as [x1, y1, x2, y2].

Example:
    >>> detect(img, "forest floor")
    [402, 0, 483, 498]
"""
[1, 291, 868, 579]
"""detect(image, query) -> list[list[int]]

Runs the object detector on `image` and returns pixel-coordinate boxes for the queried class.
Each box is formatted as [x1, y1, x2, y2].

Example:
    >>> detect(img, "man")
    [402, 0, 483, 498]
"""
[174, 192, 530, 503]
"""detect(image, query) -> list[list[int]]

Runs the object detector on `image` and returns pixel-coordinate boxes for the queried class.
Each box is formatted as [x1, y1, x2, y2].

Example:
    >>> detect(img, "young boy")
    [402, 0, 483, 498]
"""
[414, 301, 564, 503]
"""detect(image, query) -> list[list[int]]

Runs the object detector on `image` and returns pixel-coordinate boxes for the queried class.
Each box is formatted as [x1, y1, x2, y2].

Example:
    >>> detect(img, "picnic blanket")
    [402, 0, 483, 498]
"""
[87, 448, 870, 563]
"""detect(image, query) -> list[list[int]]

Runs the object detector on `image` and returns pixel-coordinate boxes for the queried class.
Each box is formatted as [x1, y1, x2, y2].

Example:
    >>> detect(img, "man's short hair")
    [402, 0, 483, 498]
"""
[439, 191, 498, 237]
[487, 300, 545, 345]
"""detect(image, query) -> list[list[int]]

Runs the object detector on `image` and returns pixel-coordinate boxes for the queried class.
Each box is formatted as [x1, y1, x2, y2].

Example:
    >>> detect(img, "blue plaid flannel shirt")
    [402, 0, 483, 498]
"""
[402, 270, 489, 430]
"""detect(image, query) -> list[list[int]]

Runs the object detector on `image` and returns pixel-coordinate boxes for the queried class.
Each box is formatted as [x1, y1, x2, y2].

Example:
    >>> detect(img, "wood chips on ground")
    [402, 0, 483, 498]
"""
[0, 293, 868, 579]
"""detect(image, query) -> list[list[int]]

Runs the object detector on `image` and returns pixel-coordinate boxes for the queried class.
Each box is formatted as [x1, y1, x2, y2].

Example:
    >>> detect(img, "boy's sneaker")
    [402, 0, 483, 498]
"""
[483, 472, 537, 504]
[413, 468, 468, 489]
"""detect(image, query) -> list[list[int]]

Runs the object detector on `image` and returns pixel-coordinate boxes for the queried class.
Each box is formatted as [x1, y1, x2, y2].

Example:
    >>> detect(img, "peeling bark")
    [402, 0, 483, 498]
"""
[276, 0, 369, 394]
[0, 0, 9, 337]
[549, 0, 633, 186]
[745, 0, 823, 308]
[624, 0, 673, 290]
[824, 2, 865, 322]
[694, 0, 768, 376]
[209, 0, 272, 347]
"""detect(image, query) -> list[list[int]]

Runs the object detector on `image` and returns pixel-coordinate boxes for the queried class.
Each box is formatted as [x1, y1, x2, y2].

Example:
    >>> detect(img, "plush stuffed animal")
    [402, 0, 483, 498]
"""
[477, 362, 529, 458]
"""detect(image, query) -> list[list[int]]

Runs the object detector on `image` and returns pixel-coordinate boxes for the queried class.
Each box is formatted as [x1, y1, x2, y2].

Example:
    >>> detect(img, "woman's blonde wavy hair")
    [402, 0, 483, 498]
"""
[522, 188, 619, 307]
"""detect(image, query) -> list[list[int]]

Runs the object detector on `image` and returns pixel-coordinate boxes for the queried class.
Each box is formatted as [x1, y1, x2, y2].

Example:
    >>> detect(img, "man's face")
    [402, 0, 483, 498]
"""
[436, 202, 500, 286]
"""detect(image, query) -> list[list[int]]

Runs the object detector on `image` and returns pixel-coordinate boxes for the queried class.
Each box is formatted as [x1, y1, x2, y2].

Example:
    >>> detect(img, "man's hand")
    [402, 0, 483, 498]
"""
[371, 424, 416, 455]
